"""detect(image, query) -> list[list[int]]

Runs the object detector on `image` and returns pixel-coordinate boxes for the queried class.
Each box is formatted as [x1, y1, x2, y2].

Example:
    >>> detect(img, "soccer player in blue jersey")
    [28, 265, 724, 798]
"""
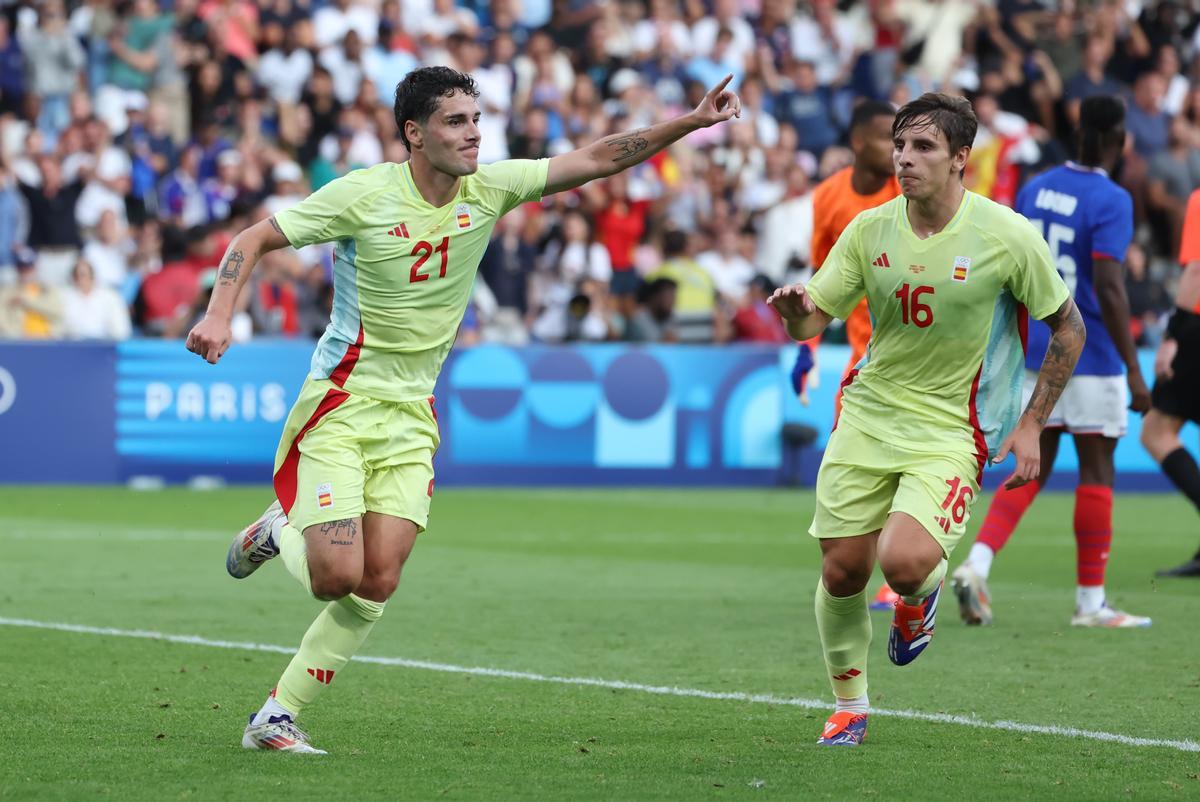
[952, 95, 1153, 628]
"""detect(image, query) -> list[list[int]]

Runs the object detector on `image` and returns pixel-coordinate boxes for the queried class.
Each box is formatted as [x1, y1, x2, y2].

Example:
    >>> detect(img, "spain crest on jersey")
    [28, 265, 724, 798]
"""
[455, 203, 472, 229]
[952, 255, 971, 282]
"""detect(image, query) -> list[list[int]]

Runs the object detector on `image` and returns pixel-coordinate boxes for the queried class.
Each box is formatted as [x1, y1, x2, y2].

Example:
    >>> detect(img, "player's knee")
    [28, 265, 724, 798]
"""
[355, 567, 401, 602]
[878, 556, 928, 597]
[821, 559, 871, 597]
[309, 568, 361, 601]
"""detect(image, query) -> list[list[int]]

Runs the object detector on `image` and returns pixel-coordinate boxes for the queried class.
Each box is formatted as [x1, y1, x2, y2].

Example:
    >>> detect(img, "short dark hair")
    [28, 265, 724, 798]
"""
[1078, 94, 1125, 165]
[848, 99, 896, 135]
[393, 67, 480, 150]
[893, 92, 977, 155]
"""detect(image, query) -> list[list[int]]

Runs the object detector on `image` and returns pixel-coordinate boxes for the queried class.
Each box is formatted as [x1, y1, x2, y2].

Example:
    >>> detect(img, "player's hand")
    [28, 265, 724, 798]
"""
[1127, 368, 1151, 414]
[1153, 338, 1177, 380]
[185, 314, 232, 365]
[993, 418, 1040, 490]
[767, 284, 816, 320]
[691, 74, 741, 128]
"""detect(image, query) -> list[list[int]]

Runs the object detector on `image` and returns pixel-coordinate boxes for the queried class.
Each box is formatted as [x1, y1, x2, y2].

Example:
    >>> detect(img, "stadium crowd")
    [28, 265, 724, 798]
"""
[0, 0, 1197, 345]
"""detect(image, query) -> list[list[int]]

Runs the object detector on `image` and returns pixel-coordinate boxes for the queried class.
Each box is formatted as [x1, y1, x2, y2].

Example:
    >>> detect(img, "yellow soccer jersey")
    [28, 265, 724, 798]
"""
[806, 190, 1070, 473]
[275, 159, 549, 402]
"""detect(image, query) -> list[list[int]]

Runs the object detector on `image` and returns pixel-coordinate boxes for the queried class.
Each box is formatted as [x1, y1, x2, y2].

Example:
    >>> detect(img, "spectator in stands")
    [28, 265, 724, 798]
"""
[1065, 33, 1123, 125]
[60, 256, 131, 339]
[480, 208, 537, 319]
[0, 18, 27, 117]
[698, 227, 755, 304]
[250, 249, 302, 336]
[81, 209, 132, 290]
[775, 60, 839, 159]
[1147, 116, 1200, 251]
[159, 145, 208, 228]
[17, 155, 85, 285]
[648, 229, 720, 343]
[625, 276, 678, 343]
[757, 162, 813, 284]
[0, 246, 62, 339]
[20, 0, 86, 147]
[731, 274, 789, 343]
[1126, 69, 1171, 159]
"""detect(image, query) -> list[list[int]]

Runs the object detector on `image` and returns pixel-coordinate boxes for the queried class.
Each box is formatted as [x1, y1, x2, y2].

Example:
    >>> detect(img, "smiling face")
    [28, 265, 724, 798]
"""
[406, 90, 482, 177]
[892, 115, 969, 202]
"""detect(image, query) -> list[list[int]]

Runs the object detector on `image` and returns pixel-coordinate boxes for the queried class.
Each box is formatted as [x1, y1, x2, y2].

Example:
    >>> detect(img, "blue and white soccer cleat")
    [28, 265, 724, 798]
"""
[887, 581, 941, 666]
[242, 713, 326, 754]
[226, 500, 284, 579]
[817, 711, 868, 746]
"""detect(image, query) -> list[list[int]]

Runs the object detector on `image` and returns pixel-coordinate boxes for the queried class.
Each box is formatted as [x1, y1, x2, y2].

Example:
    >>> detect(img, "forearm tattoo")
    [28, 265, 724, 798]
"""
[320, 519, 358, 546]
[603, 128, 650, 162]
[218, 249, 244, 286]
[1026, 298, 1085, 426]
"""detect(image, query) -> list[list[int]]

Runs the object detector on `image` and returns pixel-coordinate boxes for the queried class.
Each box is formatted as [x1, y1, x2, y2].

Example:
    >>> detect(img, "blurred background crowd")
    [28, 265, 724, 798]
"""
[1, 0, 1198, 346]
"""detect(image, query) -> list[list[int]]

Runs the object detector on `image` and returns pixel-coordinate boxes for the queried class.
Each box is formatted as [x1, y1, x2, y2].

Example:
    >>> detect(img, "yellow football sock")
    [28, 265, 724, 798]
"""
[901, 558, 948, 606]
[273, 594, 386, 715]
[814, 581, 871, 700]
[279, 523, 314, 597]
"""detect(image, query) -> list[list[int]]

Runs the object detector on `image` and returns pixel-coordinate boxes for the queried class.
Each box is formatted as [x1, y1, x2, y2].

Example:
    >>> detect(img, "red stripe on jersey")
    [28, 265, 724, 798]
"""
[1016, 303, 1029, 356]
[273, 389, 351, 516]
[966, 364, 989, 485]
[1092, 251, 1118, 262]
[832, 368, 859, 431]
[328, 324, 365, 388]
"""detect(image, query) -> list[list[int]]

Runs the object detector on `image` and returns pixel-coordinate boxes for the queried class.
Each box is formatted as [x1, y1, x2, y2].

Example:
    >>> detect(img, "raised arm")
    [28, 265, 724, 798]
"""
[766, 283, 834, 341]
[1093, 256, 1150, 411]
[543, 75, 740, 195]
[185, 215, 291, 363]
[994, 296, 1086, 488]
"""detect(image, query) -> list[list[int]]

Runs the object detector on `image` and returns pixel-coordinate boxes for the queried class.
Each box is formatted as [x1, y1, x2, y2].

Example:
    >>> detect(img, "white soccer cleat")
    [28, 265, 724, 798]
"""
[951, 563, 993, 626]
[1070, 604, 1152, 628]
[226, 500, 284, 579]
[242, 714, 327, 754]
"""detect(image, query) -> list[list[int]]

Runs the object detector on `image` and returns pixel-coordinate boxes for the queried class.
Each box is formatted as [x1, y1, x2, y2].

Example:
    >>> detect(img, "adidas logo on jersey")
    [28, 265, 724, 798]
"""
[386, 223, 410, 238]
[872, 253, 890, 268]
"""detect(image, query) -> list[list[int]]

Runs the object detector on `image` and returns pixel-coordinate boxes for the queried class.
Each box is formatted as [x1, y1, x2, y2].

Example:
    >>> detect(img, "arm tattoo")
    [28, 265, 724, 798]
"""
[320, 519, 358, 546]
[603, 128, 650, 162]
[268, 215, 287, 239]
[218, 249, 244, 285]
[1025, 298, 1085, 426]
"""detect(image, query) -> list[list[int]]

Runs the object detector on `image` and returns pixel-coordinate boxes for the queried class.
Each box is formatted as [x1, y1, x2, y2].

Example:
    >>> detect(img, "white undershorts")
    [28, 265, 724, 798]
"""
[1021, 370, 1127, 438]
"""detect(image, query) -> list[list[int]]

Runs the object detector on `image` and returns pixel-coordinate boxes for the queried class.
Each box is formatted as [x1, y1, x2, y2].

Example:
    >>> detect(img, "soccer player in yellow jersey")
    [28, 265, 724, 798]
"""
[185, 67, 741, 754]
[769, 93, 1086, 747]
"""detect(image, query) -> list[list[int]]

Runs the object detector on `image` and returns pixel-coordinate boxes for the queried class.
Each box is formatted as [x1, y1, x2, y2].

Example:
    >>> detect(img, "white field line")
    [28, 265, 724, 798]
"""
[3, 617, 1197, 754]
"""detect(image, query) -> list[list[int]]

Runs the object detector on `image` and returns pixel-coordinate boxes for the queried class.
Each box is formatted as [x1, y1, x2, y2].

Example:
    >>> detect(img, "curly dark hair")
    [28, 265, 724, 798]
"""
[892, 93, 977, 156]
[393, 67, 481, 150]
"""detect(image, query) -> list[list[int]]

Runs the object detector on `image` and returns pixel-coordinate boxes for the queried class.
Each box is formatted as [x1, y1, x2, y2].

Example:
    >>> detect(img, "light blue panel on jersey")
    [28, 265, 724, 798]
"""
[310, 238, 361, 380]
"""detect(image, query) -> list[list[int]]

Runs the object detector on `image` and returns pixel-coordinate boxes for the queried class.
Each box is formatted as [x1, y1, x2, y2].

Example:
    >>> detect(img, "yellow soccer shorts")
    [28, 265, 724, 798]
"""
[809, 419, 983, 557]
[272, 377, 441, 533]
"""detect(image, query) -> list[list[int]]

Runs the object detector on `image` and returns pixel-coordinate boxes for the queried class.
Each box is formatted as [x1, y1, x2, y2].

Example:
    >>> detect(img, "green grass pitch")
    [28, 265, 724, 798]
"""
[1, 486, 1198, 800]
